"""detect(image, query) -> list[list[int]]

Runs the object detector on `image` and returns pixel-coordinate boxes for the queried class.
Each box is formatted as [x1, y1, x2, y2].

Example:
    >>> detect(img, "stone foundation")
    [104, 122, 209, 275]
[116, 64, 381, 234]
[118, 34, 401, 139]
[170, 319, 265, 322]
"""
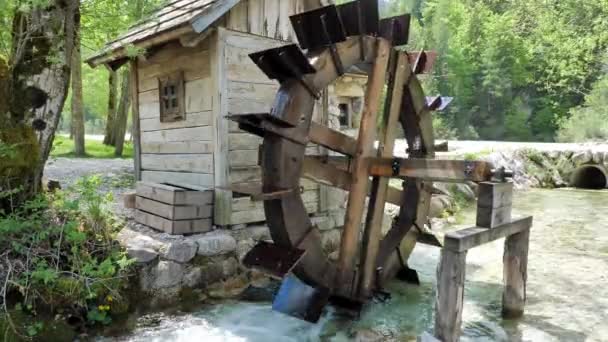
[117, 183, 474, 307]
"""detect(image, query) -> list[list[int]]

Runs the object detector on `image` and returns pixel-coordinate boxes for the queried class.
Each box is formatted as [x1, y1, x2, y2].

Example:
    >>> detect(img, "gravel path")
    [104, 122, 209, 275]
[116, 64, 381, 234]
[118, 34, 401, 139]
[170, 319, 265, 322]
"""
[44, 157, 136, 217]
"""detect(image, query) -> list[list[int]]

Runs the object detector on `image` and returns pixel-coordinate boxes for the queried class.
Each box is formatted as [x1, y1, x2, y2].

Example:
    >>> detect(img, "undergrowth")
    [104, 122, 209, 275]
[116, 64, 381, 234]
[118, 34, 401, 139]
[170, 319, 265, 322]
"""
[0, 176, 134, 340]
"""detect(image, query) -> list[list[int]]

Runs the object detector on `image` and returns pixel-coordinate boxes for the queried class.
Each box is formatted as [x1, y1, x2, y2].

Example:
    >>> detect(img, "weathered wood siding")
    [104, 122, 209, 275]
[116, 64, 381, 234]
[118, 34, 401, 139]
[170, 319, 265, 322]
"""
[222, 28, 322, 224]
[137, 40, 214, 187]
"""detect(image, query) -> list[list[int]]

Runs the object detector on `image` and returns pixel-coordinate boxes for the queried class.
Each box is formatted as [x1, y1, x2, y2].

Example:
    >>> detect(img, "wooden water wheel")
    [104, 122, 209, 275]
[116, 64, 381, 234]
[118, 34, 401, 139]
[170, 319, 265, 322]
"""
[231, 0, 497, 321]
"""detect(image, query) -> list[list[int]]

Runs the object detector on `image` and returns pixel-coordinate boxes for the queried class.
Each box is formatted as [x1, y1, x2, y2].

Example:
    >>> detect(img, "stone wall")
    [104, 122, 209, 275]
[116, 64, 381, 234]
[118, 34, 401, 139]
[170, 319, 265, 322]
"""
[116, 182, 474, 307]
[483, 148, 608, 188]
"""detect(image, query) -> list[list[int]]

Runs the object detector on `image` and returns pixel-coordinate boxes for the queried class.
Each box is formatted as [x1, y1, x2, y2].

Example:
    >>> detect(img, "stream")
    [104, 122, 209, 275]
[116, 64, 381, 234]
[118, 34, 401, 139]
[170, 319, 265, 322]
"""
[104, 188, 608, 341]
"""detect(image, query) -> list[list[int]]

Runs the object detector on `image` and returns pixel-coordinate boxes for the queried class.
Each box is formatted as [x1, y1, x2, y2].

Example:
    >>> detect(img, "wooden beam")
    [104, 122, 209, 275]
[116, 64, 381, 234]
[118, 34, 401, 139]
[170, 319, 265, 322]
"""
[443, 216, 533, 253]
[435, 249, 467, 342]
[309, 122, 357, 156]
[302, 156, 352, 191]
[335, 38, 391, 298]
[358, 52, 411, 298]
[502, 228, 529, 319]
[368, 158, 494, 183]
[212, 28, 232, 226]
[130, 60, 142, 181]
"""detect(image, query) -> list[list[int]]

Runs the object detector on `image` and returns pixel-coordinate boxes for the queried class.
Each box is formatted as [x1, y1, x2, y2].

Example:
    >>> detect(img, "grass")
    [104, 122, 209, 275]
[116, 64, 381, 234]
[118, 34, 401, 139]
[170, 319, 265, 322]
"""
[51, 136, 134, 159]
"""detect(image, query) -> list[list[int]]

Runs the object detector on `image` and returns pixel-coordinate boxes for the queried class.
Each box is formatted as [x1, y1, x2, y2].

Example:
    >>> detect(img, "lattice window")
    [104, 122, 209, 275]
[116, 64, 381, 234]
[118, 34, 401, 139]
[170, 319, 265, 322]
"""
[158, 71, 185, 122]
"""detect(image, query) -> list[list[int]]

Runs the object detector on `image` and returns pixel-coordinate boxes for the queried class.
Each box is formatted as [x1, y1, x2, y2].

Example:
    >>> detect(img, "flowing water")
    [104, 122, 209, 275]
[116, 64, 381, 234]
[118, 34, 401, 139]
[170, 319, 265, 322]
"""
[107, 189, 608, 341]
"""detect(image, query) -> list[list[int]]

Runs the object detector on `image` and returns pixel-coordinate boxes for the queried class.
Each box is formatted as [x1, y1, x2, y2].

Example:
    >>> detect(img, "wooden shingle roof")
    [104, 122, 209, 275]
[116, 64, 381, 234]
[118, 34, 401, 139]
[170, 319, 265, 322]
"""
[86, 0, 241, 67]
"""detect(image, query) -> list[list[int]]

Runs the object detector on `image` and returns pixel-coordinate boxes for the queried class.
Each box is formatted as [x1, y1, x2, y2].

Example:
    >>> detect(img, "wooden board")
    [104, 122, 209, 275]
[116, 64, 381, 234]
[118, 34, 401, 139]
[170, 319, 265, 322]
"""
[229, 133, 262, 151]
[141, 126, 213, 143]
[230, 200, 319, 225]
[229, 150, 259, 168]
[435, 249, 467, 342]
[135, 209, 212, 235]
[140, 111, 213, 132]
[141, 154, 213, 173]
[227, 81, 279, 115]
[138, 77, 213, 120]
[141, 141, 214, 154]
[443, 216, 533, 252]
[140, 171, 214, 188]
[138, 42, 211, 92]
[478, 181, 514, 209]
[136, 181, 213, 205]
[476, 205, 512, 229]
[136, 196, 212, 220]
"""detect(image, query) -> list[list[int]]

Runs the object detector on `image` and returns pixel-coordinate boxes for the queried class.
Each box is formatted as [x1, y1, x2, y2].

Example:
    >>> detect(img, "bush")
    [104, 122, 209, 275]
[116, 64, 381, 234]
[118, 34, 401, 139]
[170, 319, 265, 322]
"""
[557, 75, 608, 142]
[0, 176, 134, 339]
[556, 108, 608, 142]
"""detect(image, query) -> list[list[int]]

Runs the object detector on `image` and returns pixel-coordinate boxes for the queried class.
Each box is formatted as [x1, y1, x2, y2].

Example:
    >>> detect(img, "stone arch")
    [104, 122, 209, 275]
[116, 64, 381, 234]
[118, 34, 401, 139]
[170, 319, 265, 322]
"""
[569, 164, 608, 189]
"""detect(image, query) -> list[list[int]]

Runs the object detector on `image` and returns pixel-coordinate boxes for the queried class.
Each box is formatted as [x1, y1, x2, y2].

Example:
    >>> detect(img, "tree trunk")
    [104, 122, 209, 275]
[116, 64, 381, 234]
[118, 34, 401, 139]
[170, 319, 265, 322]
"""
[0, 0, 79, 212]
[103, 69, 118, 146]
[71, 13, 85, 156]
[114, 69, 131, 157]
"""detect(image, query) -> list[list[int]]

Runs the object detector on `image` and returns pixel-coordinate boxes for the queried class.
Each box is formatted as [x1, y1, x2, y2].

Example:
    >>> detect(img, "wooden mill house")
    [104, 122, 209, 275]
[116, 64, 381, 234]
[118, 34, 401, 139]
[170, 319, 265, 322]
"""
[87, 0, 366, 232]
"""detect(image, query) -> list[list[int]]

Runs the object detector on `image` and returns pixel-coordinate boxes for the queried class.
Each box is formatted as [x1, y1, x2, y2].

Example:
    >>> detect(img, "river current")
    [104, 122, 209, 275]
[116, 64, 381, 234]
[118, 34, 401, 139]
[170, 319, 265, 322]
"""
[107, 188, 608, 341]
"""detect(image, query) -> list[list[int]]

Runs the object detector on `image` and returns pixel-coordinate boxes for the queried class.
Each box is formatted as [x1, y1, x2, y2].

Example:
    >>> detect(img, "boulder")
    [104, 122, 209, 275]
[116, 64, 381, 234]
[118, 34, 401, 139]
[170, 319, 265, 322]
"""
[222, 257, 239, 278]
[126, 246, 158, 264]
[161, 240, 198, 263]
[572, 150, 593, 166]
[236, 239, 255, 263]
[183, 267, 203, 288]
[592, 150, 604, 164]
[144, 261, 185, 290]
[195, 232, 237, 257]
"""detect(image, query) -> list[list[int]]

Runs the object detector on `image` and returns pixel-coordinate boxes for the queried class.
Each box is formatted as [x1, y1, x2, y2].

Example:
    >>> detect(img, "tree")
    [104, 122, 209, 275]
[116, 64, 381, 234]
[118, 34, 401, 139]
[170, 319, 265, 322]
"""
[71, 8, 85, 156]
[114, 69, 131, 157]
[103, 69, 118, 145]
[0, 0, 79, 212]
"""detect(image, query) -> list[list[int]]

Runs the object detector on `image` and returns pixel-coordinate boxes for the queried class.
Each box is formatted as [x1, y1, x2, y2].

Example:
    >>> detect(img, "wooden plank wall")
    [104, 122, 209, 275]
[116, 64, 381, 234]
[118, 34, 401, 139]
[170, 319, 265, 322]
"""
[137, 40, 214, 187]
[222, 28, 322, 224]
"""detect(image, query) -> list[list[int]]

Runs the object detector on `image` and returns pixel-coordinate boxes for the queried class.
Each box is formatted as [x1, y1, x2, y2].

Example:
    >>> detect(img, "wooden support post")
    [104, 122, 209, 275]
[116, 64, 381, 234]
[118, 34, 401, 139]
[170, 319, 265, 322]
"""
[129, 60, 142, 181]
[335, 38, 390, 297]
[502, 228, 529, 319]
[476, 182, 513, 228]
[435, 249, 467, 342]
[358, 52, 410, 298]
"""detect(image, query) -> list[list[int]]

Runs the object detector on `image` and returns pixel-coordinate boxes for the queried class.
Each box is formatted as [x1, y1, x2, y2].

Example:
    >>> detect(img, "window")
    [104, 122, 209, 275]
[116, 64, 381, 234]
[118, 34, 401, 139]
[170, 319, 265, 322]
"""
[338, 103, 350, 128]
[158, 71, 185, 122]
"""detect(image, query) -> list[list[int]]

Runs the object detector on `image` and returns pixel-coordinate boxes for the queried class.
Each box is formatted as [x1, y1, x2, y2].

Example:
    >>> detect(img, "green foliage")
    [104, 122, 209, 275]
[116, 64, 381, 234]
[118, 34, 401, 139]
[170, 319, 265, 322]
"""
[0, 176, 135, 337]
[557, 75, 608, 142]
[51, 135, 133, 159]
[398, 0, 608, 141]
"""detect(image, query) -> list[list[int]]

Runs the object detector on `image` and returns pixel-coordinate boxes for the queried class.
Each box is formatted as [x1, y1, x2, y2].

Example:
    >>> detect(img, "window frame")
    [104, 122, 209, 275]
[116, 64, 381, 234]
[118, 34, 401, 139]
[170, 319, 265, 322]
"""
[158, 71, 185, 123]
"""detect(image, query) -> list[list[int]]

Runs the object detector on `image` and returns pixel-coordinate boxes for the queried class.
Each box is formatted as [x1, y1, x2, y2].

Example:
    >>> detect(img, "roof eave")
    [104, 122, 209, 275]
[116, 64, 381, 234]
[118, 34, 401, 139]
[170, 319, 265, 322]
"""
[85, 25, 195, 68]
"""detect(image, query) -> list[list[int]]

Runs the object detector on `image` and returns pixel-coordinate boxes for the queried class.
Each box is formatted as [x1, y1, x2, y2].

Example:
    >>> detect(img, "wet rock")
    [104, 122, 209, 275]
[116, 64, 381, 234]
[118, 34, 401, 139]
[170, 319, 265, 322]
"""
[198, 258, 226, 285]
[161, 240, 198, 263]
[572, 150, 593, 165]
[126, 246, 158, 264]
[239, 282, 280, 302]
[430, 195, 452, 218]
[207, 275, 249, 299]
[236, 225, 271, 241]
[222, 257, 239, 278]
[195, 232, 237, 256]
[354, 329, 385, 342]
[236, 239, 255, 262]
[183, 267, 203, 288]
[145, 261, 185, 289]
[321, 229, 342, 253]
[311, 215, 334, 231]
[592, 150, 604, 164]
